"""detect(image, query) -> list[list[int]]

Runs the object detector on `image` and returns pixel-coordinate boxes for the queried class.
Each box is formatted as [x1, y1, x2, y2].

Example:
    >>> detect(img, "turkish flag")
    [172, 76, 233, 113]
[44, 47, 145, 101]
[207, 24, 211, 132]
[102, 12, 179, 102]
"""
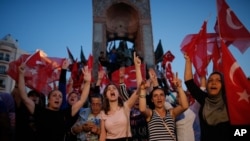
[7, 54, 29, 81]
[87, 54, 93, 70]
[86, 54, 94, 83]
[212, 39, 222, 72]
[216, 0, 250, 54]
[180, 33, 198, 59]
[70, 61, 83, 89]
[7, 50, 64, 95]
[111, 64, 146, 88]
[98, 63, 110, 93]
[98, 63, 110, 86]
[221, 40, 250, 125]
[192, 21, 208, 76]
[161, 50, 175, 89]
[161, 50, 175, 68]
[180, 21, 217, 77]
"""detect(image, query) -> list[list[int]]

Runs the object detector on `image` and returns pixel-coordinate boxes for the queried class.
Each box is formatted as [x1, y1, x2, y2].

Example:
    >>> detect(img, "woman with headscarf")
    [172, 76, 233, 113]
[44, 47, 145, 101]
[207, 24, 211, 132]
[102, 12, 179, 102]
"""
[184, 54, 231, 141]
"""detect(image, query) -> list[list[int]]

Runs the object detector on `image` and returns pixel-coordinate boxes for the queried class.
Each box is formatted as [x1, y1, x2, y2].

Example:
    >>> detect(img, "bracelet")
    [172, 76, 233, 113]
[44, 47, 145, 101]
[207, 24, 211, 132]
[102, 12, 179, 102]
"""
[139, 94, 146, 98]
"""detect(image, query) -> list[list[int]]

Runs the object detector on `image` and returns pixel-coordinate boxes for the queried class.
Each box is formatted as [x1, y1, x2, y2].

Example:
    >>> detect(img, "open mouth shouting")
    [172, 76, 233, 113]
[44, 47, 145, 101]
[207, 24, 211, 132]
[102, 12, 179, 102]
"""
[110, 92, 116, 97]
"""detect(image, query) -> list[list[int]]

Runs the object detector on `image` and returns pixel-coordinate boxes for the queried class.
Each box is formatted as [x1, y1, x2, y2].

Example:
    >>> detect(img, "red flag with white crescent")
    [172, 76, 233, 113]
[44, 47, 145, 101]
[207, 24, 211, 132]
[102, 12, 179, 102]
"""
[111, 64, 146, 88]
[7, 50, 64, 95]
[216, 0, 250, 54]
[221, 40, 250, 125]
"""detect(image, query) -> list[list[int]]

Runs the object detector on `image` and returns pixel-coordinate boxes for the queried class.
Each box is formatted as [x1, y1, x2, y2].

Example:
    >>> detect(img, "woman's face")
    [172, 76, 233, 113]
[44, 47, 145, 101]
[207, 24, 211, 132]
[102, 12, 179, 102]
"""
[105, 84, 119, 102]
[207, 74, 222, 96]
[47, 90, 62, 110]
[151, 89, 165, 108]
[67, 93, 79, 105]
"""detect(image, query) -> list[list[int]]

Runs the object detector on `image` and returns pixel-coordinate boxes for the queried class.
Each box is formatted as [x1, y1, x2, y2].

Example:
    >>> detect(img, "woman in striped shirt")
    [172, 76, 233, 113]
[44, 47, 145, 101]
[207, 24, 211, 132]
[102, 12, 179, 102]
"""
[138, 72, 189, 141]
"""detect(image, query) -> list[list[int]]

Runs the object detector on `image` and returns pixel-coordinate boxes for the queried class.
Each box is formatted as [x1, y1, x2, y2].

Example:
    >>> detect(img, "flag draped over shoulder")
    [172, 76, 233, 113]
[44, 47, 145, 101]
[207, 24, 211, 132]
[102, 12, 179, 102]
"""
[221, 40, 250, 125]
[216, 0, 250, 54]
[7, 50, 64, 95]
[111, 64, 146, 88]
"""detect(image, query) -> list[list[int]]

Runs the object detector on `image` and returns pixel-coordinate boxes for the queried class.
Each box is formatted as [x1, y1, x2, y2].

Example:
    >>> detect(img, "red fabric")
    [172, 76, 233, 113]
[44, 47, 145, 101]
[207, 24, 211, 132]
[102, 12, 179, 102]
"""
[87, 54, 93, 70]
[212, 39, 222, 72]
[98, 63, 110, 86]
[161, 50, 175, 68]
[7, 54, 29, 81]
[69, 54, 94, 89]
[192, 21, 208, 76]
[87, 54, 94, 83]
[161, 51, 175, 90]
[181, 21, 210, 77]
[216, 0, 250, 54]
[221, 40, 250, 125]
[70, 62, 83, 89]
[7, 50, 64, 95]
[180, 33, 198, 59]
[111, 64, 146, 88]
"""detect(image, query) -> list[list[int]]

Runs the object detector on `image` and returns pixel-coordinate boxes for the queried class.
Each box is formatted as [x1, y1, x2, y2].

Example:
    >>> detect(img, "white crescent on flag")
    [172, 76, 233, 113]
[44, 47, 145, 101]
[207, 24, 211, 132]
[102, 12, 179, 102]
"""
[226, 8, 242, 30]
[229, 61, 240, 86]
[128, 69, 137, 82]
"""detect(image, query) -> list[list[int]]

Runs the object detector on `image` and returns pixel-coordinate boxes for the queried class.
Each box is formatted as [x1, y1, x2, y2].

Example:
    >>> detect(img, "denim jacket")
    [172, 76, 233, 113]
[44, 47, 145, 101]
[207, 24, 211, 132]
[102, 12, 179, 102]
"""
[73, 108, 100, 141]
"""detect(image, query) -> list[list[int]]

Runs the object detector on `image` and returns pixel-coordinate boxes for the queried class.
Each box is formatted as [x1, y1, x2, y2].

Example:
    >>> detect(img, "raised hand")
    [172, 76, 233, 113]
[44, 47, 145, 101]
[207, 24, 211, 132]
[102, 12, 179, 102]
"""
[184, 54, 191, 62]
[148, 68, 157, 83]
[98, 69, 105, 80]
[82, 66, 91, 82]
[18, 63, 26, 75]
[172, 72, 182, 89]
[133, 52, 141, 67]
[139, 80, 149, 90]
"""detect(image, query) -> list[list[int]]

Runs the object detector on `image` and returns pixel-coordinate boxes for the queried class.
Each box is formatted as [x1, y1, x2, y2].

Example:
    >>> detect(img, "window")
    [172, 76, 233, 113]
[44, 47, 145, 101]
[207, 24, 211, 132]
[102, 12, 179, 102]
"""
[5, 54, 10, 61]
[0, 79, 5, 88]
[0, 65, 6, 74]
[0, 52, 3, 60]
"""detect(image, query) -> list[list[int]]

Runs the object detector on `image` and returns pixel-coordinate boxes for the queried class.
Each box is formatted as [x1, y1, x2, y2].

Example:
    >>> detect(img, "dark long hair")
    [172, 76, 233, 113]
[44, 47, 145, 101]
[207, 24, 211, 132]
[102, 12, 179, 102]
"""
[102, 83, 124, 114]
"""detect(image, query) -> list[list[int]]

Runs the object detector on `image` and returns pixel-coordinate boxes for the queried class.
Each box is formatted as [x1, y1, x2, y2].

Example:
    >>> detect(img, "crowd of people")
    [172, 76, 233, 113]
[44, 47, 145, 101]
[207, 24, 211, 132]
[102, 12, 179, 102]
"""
[0, 48, 243, 141]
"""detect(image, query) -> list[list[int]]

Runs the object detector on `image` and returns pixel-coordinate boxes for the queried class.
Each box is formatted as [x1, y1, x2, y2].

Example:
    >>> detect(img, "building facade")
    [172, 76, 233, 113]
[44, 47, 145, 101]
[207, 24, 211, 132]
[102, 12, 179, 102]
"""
[0, 34, 26, 93]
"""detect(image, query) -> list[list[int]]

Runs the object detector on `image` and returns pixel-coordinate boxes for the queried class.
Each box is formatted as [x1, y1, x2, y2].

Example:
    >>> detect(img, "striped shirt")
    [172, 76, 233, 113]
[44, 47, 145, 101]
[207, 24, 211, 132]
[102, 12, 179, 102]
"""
[148, 110, 176, 141]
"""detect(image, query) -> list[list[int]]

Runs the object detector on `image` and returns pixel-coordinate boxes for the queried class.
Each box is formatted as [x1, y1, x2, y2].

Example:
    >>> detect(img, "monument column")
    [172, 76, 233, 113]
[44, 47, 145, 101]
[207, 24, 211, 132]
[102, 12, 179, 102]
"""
[92, 0, 155, 80]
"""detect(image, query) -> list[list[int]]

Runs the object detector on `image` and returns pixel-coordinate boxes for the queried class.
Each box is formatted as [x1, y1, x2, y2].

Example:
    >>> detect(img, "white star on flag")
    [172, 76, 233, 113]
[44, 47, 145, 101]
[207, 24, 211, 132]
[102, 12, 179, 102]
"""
[237, 89, 250, 103]
[29, 68, 37, 75]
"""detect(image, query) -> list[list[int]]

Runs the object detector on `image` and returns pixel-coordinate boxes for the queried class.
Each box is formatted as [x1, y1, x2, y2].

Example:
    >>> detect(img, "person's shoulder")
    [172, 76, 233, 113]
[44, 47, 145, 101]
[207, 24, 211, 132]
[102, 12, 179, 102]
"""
[100, 110, 107, 118]
[100, 110, 105, 115]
